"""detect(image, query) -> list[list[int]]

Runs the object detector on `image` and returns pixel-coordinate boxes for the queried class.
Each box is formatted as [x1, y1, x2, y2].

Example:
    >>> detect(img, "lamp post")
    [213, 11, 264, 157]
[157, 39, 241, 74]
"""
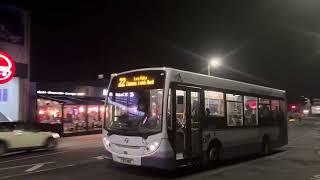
[208, 57, 222, 76]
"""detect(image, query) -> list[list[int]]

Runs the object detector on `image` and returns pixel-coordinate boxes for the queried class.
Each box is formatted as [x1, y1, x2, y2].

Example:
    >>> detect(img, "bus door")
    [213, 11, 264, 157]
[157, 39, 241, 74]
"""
[172, 85, 203, 163]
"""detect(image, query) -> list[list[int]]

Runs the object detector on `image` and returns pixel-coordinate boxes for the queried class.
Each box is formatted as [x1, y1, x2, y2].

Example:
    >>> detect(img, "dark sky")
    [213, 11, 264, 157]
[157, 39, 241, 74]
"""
[12, 0, 320, 100]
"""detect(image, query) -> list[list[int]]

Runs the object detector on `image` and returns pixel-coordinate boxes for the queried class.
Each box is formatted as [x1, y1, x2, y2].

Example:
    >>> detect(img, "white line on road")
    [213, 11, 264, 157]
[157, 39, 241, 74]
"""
[93, 156, 104, 160]
[0, 162, 55, 171]
[25, 163, 45, 172]
[0, 151, 70, 164]
[0, 141, 101, 164]
[58, 141, 101, 148]
[0, 164, 75, 180]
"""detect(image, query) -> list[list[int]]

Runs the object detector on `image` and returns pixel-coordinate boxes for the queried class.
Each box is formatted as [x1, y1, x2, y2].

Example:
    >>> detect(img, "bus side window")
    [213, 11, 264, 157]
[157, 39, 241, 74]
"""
[226, 94, 243, 127]
[244, 96, 258, 126]
[204, 90, 225, 129]
[271, 99, 280, 125]
[258, 98, 271, 125]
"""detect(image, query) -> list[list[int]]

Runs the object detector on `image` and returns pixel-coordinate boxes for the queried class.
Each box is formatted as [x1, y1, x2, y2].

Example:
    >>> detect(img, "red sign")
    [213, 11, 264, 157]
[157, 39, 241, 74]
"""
[0, 51, 16, 84]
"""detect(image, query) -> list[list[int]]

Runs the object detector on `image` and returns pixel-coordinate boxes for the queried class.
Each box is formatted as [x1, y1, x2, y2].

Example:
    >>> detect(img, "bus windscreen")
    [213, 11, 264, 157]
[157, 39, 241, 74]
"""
[105, 70, 165, 136]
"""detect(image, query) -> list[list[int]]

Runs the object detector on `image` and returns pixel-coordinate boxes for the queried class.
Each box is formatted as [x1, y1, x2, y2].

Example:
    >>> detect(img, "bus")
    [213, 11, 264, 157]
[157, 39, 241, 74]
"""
[102, 67, 288, 170]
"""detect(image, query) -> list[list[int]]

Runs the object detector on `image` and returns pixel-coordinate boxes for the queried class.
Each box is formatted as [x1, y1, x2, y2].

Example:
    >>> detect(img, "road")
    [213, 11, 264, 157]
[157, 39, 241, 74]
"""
[0, 120, 319, 180]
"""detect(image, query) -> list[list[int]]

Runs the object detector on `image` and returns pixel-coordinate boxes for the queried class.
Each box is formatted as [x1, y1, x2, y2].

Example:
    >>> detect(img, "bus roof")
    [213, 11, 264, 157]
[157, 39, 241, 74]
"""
[113, 67, 286, 98]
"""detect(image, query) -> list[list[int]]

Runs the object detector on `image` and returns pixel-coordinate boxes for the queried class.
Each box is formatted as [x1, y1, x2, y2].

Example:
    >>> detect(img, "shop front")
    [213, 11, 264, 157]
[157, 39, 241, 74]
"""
[37, 95, 106, 135]
[36, 81, 108, 136]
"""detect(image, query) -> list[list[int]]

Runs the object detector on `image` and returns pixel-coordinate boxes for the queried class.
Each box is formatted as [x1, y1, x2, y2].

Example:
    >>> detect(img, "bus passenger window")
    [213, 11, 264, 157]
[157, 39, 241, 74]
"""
[204, 90, 225, 129]
[226, 94, 243, 126]
[259, 98, 271, 125]
[204, 91, 224, 117]
[244, 96, 258, 126]
[271, 100, 280, 125]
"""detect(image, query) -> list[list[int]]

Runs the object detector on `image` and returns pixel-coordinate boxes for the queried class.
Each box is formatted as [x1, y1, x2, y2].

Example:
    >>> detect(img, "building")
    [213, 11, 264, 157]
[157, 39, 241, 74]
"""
[36, 80, 108, 136]
[0, 5, 31, 122]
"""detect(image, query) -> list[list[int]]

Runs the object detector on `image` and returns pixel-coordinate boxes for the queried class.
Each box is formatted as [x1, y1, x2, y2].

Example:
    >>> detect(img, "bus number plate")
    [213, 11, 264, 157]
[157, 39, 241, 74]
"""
[118, 157, 133, 164]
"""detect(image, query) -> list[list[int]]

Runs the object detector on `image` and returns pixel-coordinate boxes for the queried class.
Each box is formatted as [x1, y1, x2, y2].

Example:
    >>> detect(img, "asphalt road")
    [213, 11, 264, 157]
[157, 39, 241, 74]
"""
[0, 120, 319, 180]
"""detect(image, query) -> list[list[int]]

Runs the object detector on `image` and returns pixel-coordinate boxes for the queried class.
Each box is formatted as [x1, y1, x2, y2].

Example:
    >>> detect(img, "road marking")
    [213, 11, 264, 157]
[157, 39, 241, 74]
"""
[0, 151, 70, 164]
[25, 163, 45, 172]
[310, 174, 320, 180]
[0, 162, 55, 171]
[93, 156, 104, 160]
[0, 141, 102, 164]
[0, 164, 75, 180]
[58, 141, 101, 148]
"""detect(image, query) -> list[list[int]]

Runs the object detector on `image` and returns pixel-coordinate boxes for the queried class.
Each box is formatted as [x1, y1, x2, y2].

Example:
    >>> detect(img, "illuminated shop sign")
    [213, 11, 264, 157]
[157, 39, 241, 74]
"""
[37, 90, 85, 96]
[0, 51, 16, 84]
[118, 75, 155, 88]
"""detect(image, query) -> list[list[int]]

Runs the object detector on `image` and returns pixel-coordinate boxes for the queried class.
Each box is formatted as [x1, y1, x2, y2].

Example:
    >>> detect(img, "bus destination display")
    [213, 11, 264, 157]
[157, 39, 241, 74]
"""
[118, 75, 155, 88]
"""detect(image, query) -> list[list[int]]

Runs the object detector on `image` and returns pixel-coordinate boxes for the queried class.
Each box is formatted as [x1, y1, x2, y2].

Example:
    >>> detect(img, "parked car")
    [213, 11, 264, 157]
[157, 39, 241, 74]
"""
[0, 122, 60, 155]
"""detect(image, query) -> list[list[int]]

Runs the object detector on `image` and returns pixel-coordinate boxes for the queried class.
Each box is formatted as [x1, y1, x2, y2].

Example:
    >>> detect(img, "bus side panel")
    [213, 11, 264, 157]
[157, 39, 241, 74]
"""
[203, 126, 281, 160]
[278, 100, 288, 147]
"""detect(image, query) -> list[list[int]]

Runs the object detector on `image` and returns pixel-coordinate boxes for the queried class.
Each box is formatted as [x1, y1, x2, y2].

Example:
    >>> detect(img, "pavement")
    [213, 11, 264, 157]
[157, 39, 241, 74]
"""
[0, 119, 320, 180]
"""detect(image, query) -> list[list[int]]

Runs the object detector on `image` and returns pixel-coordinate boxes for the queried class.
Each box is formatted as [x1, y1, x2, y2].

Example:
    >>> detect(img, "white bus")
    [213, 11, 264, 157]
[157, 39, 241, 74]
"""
[102, 67, 287, 169]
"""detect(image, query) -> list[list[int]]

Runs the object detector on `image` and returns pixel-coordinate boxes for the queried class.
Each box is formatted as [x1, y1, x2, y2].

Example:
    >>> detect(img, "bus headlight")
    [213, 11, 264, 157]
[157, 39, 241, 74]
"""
[103, 137, 111, 147]
[144, 141, 160, 154]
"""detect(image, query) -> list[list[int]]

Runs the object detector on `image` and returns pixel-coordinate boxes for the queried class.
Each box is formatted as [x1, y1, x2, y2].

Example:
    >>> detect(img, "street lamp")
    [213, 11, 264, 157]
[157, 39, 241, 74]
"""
[208, 57, 222, 76]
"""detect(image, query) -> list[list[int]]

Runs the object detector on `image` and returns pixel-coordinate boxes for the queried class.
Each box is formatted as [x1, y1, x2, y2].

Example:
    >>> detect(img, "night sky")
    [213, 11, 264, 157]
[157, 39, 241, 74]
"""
[13, 0, 320, 101]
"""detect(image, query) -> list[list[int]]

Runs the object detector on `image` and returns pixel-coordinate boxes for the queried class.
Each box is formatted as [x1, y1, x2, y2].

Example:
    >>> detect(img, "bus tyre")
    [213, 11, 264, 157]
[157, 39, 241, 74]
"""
[262, 139, 270, 156]
[46, 138, 57, 150]
[209, 145, 220, 163]
[0, 142, 7, 156]
[202, 144, 220, 167]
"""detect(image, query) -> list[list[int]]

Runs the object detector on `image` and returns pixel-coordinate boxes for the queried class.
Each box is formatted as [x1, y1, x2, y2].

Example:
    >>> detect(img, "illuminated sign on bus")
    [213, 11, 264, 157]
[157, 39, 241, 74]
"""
[118, 75, 155, 88]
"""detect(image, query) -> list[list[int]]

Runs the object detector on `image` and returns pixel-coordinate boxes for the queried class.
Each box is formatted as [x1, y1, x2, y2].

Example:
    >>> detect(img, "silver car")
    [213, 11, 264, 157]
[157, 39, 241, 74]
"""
[0, 123, 60, 155]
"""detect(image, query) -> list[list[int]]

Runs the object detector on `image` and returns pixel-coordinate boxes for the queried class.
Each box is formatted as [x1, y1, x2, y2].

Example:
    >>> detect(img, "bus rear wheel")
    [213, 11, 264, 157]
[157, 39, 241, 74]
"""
[208, 146, 220, 162]
[262, 139, 270, 156]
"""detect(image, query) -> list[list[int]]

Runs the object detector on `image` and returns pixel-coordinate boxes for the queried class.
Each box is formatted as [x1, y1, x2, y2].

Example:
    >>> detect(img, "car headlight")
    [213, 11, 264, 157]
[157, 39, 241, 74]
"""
[51, 133, 60, 139]
[103, 137, 111, 147]
[144, 140, 160, 154]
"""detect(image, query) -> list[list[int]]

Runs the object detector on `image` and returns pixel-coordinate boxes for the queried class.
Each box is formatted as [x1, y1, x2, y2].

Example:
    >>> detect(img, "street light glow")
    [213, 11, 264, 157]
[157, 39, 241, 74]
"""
[209, 57, 222, 68]
[208, 57, 222, 75]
